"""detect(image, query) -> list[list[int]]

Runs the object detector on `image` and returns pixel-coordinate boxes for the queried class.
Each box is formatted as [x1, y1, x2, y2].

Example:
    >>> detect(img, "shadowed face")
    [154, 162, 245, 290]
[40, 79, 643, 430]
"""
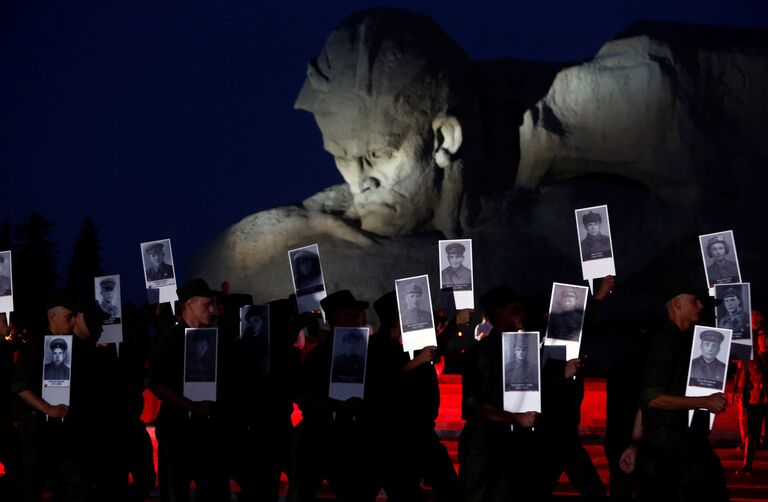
[405, 292, 421, 310]
[514, 344, 526, 362]
[724, 295, 741, 313]
[701, 340, 720, 362]
[52, 348, 65, 365]
[448, 253, 464, 268]
[586, 222, 601, 236]
[148, 249, 165, 267]
[709, 242, 726, 261]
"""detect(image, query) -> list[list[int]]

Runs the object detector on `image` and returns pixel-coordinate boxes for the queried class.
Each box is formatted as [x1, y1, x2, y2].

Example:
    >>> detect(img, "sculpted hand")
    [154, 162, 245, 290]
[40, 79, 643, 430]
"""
[46, 404, 69, 418]
[455, 309, 472, 325]
[703, 393, 727, 414]
[619, 445, 637, 473]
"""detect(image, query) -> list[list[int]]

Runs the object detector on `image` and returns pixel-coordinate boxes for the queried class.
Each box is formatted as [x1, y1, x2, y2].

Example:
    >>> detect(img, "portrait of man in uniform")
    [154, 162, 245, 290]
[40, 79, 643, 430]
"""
[546, 285, 587, 342]
[689, 330, 727, 389]
[715, 285, 750, 341]
[289, 245, 325, 297]
[0, 252, 12, 297]
[440, 240, 472, 291]
[43, 337, 71, 381]
[331, 328, 367, 384]
[142, 240, 175, 284]
[700, 233, 741, 287]
[577, 208, 612, 261]
[96, 276, 121, 319]
[504, 332, 538, 392]
[397, 278, 433, 332]
[185, 329, 217, 383]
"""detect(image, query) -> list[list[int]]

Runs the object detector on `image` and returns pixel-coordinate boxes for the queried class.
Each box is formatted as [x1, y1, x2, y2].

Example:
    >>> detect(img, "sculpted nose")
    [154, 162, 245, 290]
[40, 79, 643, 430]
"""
[360, 176, 380, 192]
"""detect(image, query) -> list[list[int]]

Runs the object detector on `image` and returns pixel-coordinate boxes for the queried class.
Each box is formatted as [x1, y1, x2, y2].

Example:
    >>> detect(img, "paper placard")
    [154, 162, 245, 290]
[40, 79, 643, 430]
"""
[576, 205, 616, 285]
[502, 331, 541, 413]
[94, 274, 123, 346]
[685, 325, 732, 428]
[699, 230, 742, 293]
[395, 275, 437, 356]
[240, 304, 270, 378]
[329, 327, 369, 401]
[183, 328, 218, 402]
[544, 283, 589, 361]
[714, 283, 751, 345]
[0, 250, 14, 317]
[438, 239, 475, 310]
[42, 335, 73, 407]
[288, 244, 327, 316]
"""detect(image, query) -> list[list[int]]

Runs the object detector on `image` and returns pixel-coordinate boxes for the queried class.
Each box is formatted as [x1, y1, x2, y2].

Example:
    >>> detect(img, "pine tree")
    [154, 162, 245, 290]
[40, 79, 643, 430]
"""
[66, 217, 104, 302]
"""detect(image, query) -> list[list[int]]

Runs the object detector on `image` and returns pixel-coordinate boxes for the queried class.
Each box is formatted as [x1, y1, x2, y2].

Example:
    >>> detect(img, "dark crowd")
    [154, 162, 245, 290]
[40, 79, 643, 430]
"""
[0, 270, 767, 502]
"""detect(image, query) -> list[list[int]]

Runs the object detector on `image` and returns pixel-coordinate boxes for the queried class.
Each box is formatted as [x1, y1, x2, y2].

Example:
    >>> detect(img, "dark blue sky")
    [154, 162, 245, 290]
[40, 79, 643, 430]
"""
[3, 0, 767, 304]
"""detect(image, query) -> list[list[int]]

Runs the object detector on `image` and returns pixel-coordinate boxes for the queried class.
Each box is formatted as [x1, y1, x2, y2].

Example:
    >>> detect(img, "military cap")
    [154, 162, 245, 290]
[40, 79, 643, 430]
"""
[657, 274, 712, 305]
[582, 211, 602, 225]
[45, 289, 78, 312]
[50, 338, 68, 351]
[706, 235, 730, 256]
[373, 291, 398, 324]
[700, 330, 724, 344]
[721, 287, 742, 301]
[320, 289, 369, 316]
[445, 242, 466, 256]
[177, 278, 214, 303]
[99, 278, 116, 290]
[342, 330, 364, 344]
[145, 243, 165, 255]
[513, 332, 529, 348]
[405, 283, 423, 296]
[293, 249, 318, 264]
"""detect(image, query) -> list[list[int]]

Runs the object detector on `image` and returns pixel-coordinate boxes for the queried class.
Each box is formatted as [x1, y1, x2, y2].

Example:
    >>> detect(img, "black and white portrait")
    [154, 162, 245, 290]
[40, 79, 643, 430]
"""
[576, 206, 613, 262]
[715, 283, 751, 341]
[396, 276, 434, 333]
[699, 231, 741, 287]
[289, 244, 325, 297]
[0, 251, 12, 297]
[141, 239, 176, 287]
[546, 283, 588, 342]
[94, 275, 121, 321]
[331, 328, 368, 384]
[439, 239, 473, 291]
[503, 332, 539, 392]
[240, 304, 270, 377]
[688, 329, 728, 389]
[43, 335, 72, 385]
[185, 328, 217, 383]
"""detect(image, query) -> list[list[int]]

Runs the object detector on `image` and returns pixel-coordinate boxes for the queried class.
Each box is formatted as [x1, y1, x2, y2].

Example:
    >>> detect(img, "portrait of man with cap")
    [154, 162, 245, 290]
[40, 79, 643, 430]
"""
[579, 209, 612, 261]
[702, 233, 740, 286]
[504, 332, 538, 391]
[289, 246, 325, 296]
[689, 330, 727, 388]
[398, 279, 433, 332]
[716, 285, 750, 340]
[547, 285, 586, 342]
[143, 241, 175, 283]
[331, 329, 367, 384]
[96, 276, 121, 319]
[43, 337, 71, 381]
[440, 240, 472, 291]
[0, 251, 11, 296]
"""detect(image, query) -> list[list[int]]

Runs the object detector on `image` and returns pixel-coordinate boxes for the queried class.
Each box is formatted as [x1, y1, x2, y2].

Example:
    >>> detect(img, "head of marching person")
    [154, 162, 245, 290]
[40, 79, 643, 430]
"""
[374, 291, 400, 338]
[46, 289, 78, 335]
[320, 289, 369, 330]
[661, 276, 712, 332]
[73, 299, 110, 342]
[177, 278, 215, 328]
[480, 286, 525, 332]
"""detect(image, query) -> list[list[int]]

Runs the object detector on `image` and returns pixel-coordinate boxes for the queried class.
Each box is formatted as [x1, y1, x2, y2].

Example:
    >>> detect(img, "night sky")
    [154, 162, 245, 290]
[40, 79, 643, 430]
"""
[3, 0, 767, 305]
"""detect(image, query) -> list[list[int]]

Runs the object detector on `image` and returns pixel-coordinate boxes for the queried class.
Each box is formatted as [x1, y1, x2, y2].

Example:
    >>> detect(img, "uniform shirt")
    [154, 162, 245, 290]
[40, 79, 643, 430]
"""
[718, 309, 749, 339]
[401, 307, 432, 329]
[43, 362, 70, 380]
[99, 301, 120, 318]
[689, 356, 726, 386]
[441, 265, 472, 290]
[146, 262, 174, 281]
[706, 259, 738, 285]
[581, 234, 612, 260]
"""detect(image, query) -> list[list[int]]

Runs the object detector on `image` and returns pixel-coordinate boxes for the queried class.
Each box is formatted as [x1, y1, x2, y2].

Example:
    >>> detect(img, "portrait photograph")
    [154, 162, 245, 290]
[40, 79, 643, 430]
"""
[240, 304, 270, 377]
[395, 275, 435, 333]
[699, 230, 741, 288]
[94, 274, 122, 322]
[42, 335, 72, 386]
[438, 239, 473, 292]
[330, 327, 368, 384]
[288, 244, 326, 297]
[715, 283, 751, 341]
[503, 331, 539, 392]
[545, 283, 588, 343]
[575, 205, 614, 262]
[141, 239, 176, 287]
[687, 327, 731, 390]
[185, 328, 217, 383]
[0, 250, 13, 297]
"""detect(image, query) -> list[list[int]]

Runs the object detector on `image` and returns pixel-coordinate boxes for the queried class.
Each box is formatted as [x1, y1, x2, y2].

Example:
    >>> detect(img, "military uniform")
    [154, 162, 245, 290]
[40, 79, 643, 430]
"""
[580, 234, 612, 261]
[441, 265, 472, 290]
[706, 260, 738, 285]
[146, 262, 174, 282]
[42, 362, 70, 381]
[402, 308, 432, 328]
[547, 309, 584, 342]
[719, 309, 750, 339]
[99, 300, 119, 318]
[689, 356, 726, 386]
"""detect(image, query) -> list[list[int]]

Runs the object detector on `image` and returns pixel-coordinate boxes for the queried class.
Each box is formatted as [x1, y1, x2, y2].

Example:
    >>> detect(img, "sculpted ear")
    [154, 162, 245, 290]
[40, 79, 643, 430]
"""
[432, 115, 463, 168]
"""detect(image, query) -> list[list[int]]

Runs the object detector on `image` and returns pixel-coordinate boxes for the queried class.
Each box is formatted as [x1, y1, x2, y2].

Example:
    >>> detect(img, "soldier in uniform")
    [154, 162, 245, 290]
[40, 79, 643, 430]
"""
[504, 333, 537, 391]
[705, 236, 739, 286]
[441, 242, 472, 291]
[144, 243, 175, 282]
[401, 283, 432, 329]
[547, 288, 584, 342]
[43, 338, 71, 381]
[331, 330, 365, 384]
[0, 254, 11, 296]
[98, 277, 120, 318]
[689, 330, 726, 387]
[718, 287, 750, 339]
[580, 211, 612, 261]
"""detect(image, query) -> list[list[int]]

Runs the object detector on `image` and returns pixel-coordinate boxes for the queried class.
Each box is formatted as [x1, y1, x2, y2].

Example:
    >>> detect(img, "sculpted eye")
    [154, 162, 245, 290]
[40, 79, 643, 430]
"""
[369, 148, 394, 161]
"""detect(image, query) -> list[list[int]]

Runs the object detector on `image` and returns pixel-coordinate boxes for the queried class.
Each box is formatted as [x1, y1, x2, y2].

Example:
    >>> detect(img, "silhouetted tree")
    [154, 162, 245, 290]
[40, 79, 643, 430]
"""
[66, 217, 103, 302]
[13, 212, 58, 332]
